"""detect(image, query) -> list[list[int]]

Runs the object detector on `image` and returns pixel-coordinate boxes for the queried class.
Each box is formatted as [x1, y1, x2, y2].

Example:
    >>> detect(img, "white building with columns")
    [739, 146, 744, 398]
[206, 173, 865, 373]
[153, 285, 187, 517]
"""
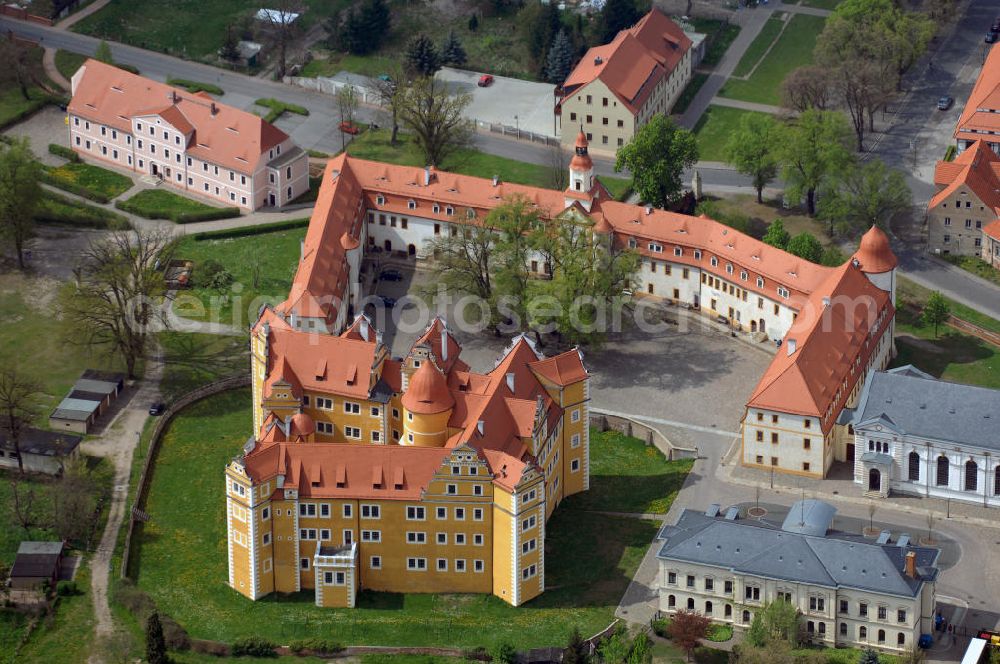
[847, 365, 1000, 506]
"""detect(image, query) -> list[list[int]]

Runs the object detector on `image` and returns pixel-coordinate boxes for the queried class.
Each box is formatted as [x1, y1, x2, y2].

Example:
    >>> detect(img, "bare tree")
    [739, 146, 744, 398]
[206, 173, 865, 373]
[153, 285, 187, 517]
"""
[546, 144, 569, 191]
[372, 62, 409, 145]
[258, 0, 306, 79]
[925, 512, 936, 544]
[0, 35, 44, 101]
[780, 65, 832, 113]
[60, 229, 178, 378]
[0, 365, 43, 473]
[335, 84, 359, 151]
[10, 478, 37, 535]
[52, 457, 98, 546]
[397, 76, 473, 166]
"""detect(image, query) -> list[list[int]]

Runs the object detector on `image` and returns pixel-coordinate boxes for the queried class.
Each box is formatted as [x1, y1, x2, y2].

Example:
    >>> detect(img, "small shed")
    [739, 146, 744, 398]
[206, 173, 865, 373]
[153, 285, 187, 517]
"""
[49, 396, 101, 433]
[10, 541, 64, 590]
[49, 370, 126, 434]
[0, 427, 81, 475]
[237, 41, 263, 68]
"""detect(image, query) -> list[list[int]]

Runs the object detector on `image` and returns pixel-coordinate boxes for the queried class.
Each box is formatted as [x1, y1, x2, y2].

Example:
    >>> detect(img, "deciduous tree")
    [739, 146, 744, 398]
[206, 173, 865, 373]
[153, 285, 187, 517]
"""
[0, 37, 43, 102]
[780, 65, 832, 112]
[786, 232, 823, 263]
[220, 24, 241, 64]
[724, 113, 780, 203]
[61, 229, 178, 378]
[425, 209, 497, 306]
[9, 478, 37, 534]
[778, 109, 853, 216]
[615, 115, 698, 210]
[762, 219, 790, 249]
[599, 0, 640, 43]
[921, 292, 950, 338]
[335, 84, 359, 150]
[95, 40, 114, 64]
[406, 34, 441, 77]
[53, 458, 99, 546]
[0, 137, 42, 269]
[258, 0, 306, 79]
[492, 196, 543, 331]
[397, 76, 473, 166]
[0, 365, 42, 474]
[373, 63, 409, 145]
[667, 610, 711, 661]
[817, 158, 910, 236]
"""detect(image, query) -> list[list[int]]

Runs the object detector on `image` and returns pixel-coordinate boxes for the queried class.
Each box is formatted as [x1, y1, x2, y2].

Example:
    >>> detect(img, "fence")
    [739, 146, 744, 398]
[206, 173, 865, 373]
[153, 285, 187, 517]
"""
[483, 121, 560, 147]
[0, 5, 53, 24]
[589, 409, 698, 460]
[119, 373, 250, 579]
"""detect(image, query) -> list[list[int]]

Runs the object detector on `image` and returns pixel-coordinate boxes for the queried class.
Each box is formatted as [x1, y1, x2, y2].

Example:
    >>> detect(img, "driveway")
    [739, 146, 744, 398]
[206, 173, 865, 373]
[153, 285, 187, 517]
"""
[436, 67, 557, 137]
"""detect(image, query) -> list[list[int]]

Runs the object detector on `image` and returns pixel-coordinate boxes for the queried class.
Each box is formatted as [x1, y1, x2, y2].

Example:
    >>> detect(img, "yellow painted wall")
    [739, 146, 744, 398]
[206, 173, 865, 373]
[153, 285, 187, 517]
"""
[401, 408, 451, 447]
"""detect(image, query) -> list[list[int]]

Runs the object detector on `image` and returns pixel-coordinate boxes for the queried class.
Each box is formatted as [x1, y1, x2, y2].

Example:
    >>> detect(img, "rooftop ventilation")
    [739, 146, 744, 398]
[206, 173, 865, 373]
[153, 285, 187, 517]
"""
[492, 174, 500, 186]
[477, 420, 485, 435]
[786, 339, 797, 356]
[594, 56, 604, 65]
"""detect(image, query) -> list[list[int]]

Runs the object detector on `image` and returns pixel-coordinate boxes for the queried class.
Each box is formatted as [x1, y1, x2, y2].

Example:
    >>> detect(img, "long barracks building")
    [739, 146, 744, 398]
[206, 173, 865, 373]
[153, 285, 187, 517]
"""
[226, 132, 898, 607]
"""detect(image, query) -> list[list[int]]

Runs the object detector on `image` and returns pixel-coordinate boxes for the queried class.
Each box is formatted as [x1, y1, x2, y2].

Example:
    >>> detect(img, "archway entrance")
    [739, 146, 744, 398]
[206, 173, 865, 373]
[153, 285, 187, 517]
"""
[868, 468, 881, 492]
[408, 244, 416, 256]
[751, 320, 757, 332]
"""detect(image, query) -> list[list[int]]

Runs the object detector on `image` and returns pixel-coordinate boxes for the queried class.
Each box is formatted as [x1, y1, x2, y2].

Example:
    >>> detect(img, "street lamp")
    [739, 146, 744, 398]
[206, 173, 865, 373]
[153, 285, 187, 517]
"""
[514, 114, 519, 136]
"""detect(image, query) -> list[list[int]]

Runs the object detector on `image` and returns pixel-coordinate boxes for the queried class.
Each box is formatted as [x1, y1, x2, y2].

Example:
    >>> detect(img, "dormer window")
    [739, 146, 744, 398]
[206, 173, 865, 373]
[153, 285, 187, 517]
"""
[628, 238, 637, 249]
[433, 204, 440, 214]
[446, 205, 454, 216]
[757, 277, 764, 288]
[740, 271, 747, 280]
[466, 208, 476, 219]
[694, 250, 702, 259]
[726, 264, 734, 274]
[648, 242, 663, 253]
[407, 199, 416, 210]
[777, 287, 790, 298]
[376, 195, 385, 206]
[710, 256, 718, 267]
[674, 247, 682, 257]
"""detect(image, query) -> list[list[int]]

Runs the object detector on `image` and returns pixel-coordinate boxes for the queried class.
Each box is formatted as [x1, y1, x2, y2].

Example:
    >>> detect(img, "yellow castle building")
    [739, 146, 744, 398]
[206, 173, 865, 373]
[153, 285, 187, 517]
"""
[226, 314, 590, 607]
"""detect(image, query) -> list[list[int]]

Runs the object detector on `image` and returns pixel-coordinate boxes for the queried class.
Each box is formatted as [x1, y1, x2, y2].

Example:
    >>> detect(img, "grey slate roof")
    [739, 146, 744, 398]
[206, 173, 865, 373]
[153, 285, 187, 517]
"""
[781, 499, 836, 536]
[851, 366, 1000, 450]
[0, 427, 82, 457]
[657, 501, 939, 598]
[11, 542, 63, 578]
[51, 396, 101, 421]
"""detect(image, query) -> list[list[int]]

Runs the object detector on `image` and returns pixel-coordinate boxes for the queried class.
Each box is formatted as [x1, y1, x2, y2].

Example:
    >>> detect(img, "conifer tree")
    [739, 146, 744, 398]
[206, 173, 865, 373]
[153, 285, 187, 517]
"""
[440, 30, 467, 67]
[468, 14, 479, 32]
[406, 34, 441, 77]
[146, 612, 168, 664]
[544, 29, 575, 84]
[94, 40, 114, 64]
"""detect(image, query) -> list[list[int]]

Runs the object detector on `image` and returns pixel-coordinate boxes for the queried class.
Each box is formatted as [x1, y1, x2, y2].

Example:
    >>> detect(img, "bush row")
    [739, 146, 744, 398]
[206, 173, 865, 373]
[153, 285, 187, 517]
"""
[167, 78, 224, 96]
[254, 97, 310, 124]
[48, 143, 80, 162]
[114, 199, 241, 223]
[192, 216, 310, 240]
[40, 168, 111, 204]
[35, 192, 131, 229]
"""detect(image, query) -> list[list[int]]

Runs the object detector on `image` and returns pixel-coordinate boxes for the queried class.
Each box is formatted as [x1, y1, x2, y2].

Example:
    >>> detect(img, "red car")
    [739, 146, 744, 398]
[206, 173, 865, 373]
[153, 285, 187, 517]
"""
[339, 121, 360, 135]
[477, 74, 494, 87]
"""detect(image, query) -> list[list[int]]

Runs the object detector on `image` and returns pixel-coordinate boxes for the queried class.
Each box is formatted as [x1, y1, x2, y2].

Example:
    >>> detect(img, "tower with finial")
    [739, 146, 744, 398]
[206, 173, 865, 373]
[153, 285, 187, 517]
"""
[851, 225, 898, 304]
[565, 128, 596, 211]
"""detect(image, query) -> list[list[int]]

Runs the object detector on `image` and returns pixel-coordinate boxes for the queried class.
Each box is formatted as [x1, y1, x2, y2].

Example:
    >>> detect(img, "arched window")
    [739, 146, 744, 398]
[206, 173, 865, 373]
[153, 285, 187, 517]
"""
[936, 456, 949, 486]
[908, 451, 920, 482]
[966, 460, 979, 492]
[839, 622, 847, 636]
[742, 610, 751, 623]
[668, 594, 676, 608]
[818, 622, 826, 635]
[878, 629, 886, 644]
[705, 601, 713, 615]
[860, 626, 867, 640]
[897, 633, 905, 646]
[725, 604, 732, 618]
[687, 598, 695, 610]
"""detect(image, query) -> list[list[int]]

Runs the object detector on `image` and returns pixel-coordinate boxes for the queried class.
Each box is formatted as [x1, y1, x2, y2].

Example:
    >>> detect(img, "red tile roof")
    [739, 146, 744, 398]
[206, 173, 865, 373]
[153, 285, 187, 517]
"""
[401, 361, 454, 414]
[955, 45, 1000, 144]
[852, 226, 897, 274]
[929, 140, 1000, 214]
[69, 59, 289, 174]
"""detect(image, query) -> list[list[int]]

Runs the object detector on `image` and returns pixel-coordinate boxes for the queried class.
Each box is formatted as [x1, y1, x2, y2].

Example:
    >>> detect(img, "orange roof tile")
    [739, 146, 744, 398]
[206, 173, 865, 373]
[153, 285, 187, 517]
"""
[929, 140, 1000, 213]
[529, 349, 589, 386]
[955, 46, 1000, 142]
[985, 219, 1000, 241]
[852, 226, 897, 274]
[482, 449, 532, 492]
[69, 59, 289, 174]
[265, 324, 378, 399]
[401, 361, 454, 414]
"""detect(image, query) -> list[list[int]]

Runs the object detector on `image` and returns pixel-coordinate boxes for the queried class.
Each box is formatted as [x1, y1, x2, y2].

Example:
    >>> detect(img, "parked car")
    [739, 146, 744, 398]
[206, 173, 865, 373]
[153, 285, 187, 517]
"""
[377, 73, 392, 82]
[339, 121, 361, 135]
[987, 31, 998, 44]
[937, 95, 954, 111]
[379, 268, 402, 281]
[149, 402, 165, 416]
[477, 74, 494, 87]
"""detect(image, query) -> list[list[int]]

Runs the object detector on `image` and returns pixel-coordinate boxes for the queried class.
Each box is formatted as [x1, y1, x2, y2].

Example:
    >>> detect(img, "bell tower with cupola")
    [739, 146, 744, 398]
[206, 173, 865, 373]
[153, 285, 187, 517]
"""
[565, 129, 596, 211]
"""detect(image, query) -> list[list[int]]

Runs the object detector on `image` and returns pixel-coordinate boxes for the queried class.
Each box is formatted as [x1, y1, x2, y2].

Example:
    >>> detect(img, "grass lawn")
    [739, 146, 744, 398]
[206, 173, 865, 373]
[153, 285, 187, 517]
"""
[704, 194, 833, 244]
[719, 14, 827, 105]
[0, 468, 58, 566]
[688, 18, 742, 69]
[0, 611, 30, 664]
[116, 189, 226, 220]
[158, 331, 249, 402]
[172, 226, 306, 325]
[132, 389, 662, 648]
[799, 0, 843, 8]
[300, 53, 400, 79]
[0, 273, 127, 415]
[35, 190, 132, 230]
[0, 46, 58, 129]
[672, 72, 709, 116]
[54, 50, 88, 82]
[44, 161, 134, 201]
[897, 276, 1000, 336]
[72, 0, 347, 60]
[705, 623, 733, 642]
[941, 254, 1000, 288]
[568, 429, 692, 514]
[693, 106, 772, 162]
[347, 129, 632, 199]
[17, 562, 96, 664]
[729, 14, 785, 78]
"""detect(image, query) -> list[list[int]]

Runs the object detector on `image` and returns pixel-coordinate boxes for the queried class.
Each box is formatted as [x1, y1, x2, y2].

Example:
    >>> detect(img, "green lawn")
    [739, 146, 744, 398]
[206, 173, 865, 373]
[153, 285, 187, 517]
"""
[897, 276, 1000, 336]
[799, 0, 843, 9]
[35, 190, 132, 229]
[347, 129, 632, 199]
[693, 106, 771, 162]
[0, 611, 30, 664]
[54, 50, 88, 82]
[568, 429, 692, 514]
[172, 226, 306, 326]
[158, 331, 249, 402]
[44, 161, 134, 201]
[300, 53, 400, 79]
[0, 274, 127, 414]
[729, 14, 785, 78]
[0, 468, 58, 567]
[893, 304, 1000, 390]
[942, 254, 1000, 288]
[0, 46, 58, 129]
[671, 72, 709, 116]
[688, 18, 742, 69]
[116, 188, 229, 220]
[72, 0, 346, 60]
[719, 14, 827, 105]
[132, 390, 663, 648]
[17, 562, 96, 664]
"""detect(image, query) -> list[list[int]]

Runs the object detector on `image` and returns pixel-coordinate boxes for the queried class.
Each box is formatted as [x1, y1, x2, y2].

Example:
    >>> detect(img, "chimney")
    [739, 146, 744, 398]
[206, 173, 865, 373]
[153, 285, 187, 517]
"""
[169, 90, 178, 104]
[477, 420, 485, 436]
[424, 166, 431, 186]
[506, 372, 515, 392]
[786, 339, 797, 356]
[210, 102, 218, 116]
[360, 317, 369, 341]
[645, 205, 653, 216]
[492, 174, 499, 186]
[440, 328, 448, 360]
[904, 551, 916, 579]
[594, 56, 603, 65]
[299, 239, 305, 261]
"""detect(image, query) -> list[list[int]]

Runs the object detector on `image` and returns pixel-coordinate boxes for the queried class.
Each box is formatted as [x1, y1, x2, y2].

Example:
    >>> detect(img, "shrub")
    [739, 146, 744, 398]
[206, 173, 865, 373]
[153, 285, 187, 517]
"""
[231, 636, 276, 657]
[198, 259, 234, 289]
[462, 646, 489, 660]
[48, 144, 80, 162]
[490, 642, 516, 664]
[112, 579, 156, 622]
[254, 97, 309, 123]
[39, 168, 111, 204]
[55, 580, 78, 596]
[113, 198, 240, 223]
[35, 192, 131, 230]
[191, 639, 230, 656]
[191, 217, 310, 240]
[160, 614, 190, 651]
[651, 617, 670, 638]
[167, 78, 225, 95]
[287, 638, 342, 655]
[116, 63, 140, 75]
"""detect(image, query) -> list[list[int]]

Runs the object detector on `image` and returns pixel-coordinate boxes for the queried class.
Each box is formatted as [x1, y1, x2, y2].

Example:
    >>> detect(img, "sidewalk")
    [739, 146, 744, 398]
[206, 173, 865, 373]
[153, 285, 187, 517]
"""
[709, 97, 783, 115]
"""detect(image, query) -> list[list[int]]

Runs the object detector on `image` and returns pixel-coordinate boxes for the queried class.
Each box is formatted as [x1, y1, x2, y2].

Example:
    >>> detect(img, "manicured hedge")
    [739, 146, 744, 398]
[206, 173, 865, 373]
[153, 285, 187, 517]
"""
[40, 168, 111, 204]
[254, 97, 309, 124]
[114, 198, 241, 223]
[48, 144, 81, 162]
[35, 191, 131, 229]
[167, 78, 224, 95]
[191, 217, 310, 241]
